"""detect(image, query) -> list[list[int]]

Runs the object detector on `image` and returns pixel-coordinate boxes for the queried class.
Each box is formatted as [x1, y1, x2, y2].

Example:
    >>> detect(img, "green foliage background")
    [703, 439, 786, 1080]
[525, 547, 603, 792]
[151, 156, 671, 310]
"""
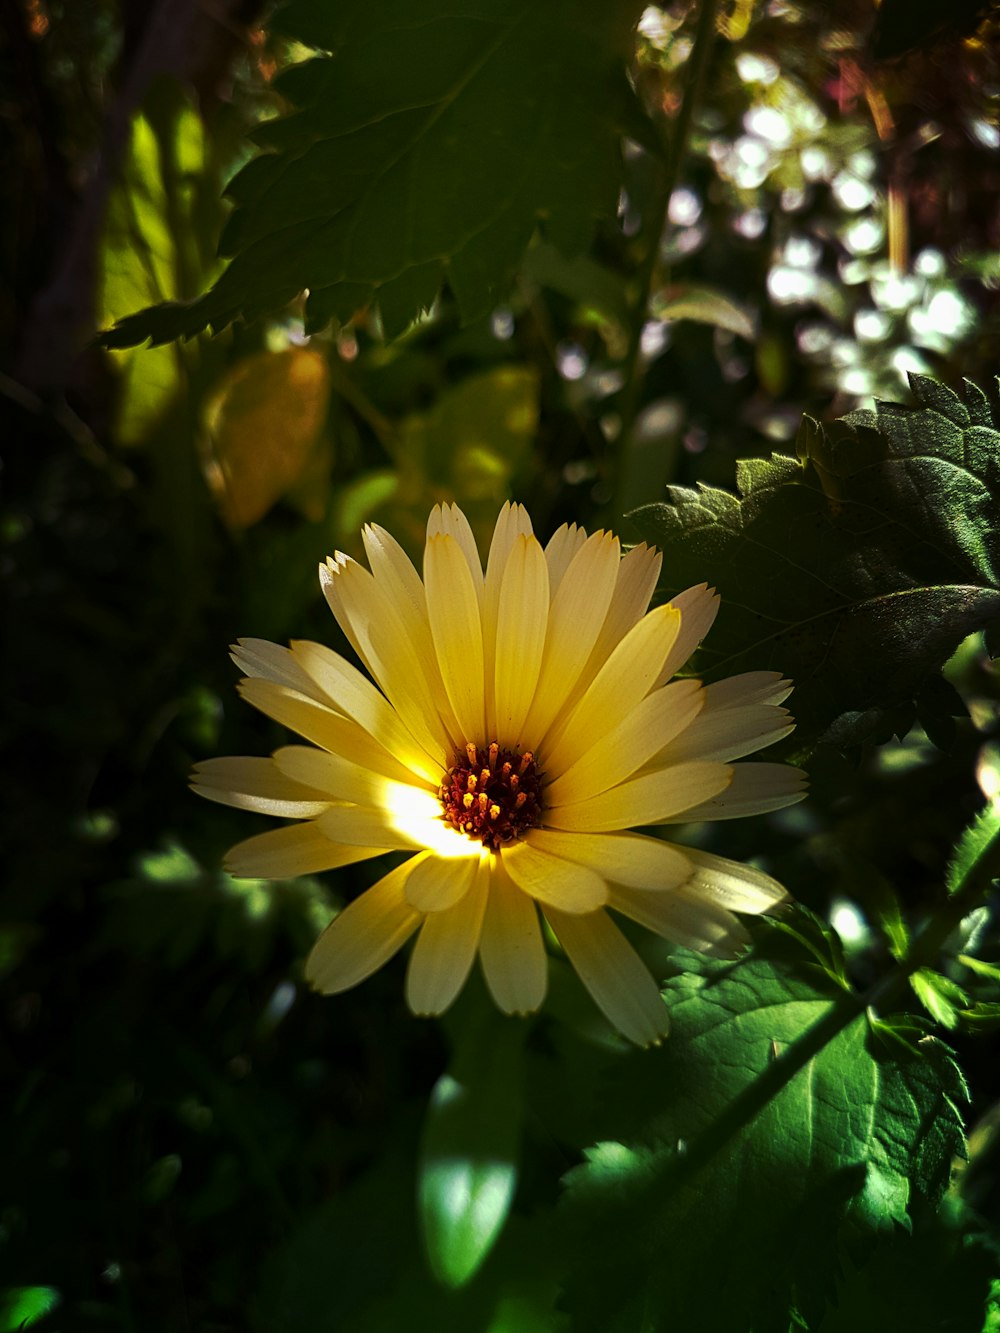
[4, 0, 1000, 1329]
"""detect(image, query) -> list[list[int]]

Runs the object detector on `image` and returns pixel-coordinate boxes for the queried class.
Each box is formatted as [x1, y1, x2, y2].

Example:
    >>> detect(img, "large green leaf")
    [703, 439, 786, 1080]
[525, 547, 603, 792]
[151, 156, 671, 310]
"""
[100, 0, 645, 347]
[629, 374, 1000, 754]
[557, 929, 968, 1333]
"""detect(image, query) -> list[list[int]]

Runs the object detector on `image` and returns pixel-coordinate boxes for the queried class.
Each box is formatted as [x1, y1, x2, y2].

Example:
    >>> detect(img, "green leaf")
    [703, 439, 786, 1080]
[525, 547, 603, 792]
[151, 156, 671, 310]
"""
[558, 936, 967, 1333]
[811, 1216, 996, 1332]
[910, 968, 970, 1029]
[628, 375, 1000, 755]
[958, 954, 1000, 983]
[947, 803, 1000, 895]
[653, 283, 757, 341]
[419, 998, 527, 1287]
[0, 1287, 60, 1331]
[100, 0, 646, 347]
[99, 80, 221, 442]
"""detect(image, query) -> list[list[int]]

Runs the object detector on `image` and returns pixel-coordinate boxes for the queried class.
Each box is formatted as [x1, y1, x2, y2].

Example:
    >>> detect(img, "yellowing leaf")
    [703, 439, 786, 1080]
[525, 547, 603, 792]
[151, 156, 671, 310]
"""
[203, 347, 332, 529]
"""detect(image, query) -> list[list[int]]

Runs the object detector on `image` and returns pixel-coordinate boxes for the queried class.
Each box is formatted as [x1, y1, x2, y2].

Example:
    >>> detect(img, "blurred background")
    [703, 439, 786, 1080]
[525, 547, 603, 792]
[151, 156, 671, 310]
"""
[3, 0, 1000, 1327]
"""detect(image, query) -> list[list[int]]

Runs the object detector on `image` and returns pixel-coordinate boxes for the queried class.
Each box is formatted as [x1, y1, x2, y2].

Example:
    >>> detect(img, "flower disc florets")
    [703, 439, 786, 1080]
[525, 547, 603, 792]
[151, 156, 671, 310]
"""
[439, 741, 544, 850]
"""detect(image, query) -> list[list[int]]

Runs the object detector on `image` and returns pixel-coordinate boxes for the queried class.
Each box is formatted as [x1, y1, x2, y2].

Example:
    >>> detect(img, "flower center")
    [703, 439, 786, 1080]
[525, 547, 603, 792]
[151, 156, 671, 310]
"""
[438, 742, 544, 850]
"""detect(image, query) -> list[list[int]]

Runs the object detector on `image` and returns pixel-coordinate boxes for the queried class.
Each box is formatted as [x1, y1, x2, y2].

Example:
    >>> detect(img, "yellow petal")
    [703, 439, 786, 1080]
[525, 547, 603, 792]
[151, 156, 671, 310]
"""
[493, 534, 549, 747]
[305, 854, 426, 992]
[482, 504, 534, 738]
[608, 884, 750, 957]
[191, 756, 331, 817]
[428, 502, 485, 598]
[702, 671, 793, 708]
[544, 604, 682, 776]
[543, 906, 670, 1046]
[525, 829, 691, 890]
[550, 541, 663, 724]
[663, 762, 807, 822]
[272, 744, 430, 811]
[653, 583, 720, 686]
[225, 822, 387, 878]
[230, 638, 324, 699]
[543, 522, 588, 591]
[238, 677, 427, 787]
[545, 761, 732, 832]
[546, 678, 704, 806]
[501, 840, 607, 913]
[406, 858, 489, 1014]
[424, 532, 486, 743]
[521, 530, 620, 744]
[290, 639, 442, 783]
[655, 702, 794, 765]
[405, 852, 480, 912]
[316, 803, 430, 849]
[321, 556, 452, 765]
[478, 856, 547, 1014]
[670, 844, 790, 914]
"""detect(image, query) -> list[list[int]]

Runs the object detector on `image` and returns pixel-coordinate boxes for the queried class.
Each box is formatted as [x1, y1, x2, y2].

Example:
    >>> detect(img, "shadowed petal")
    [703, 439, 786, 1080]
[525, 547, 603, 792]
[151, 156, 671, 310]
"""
[305, 855, 427, 993]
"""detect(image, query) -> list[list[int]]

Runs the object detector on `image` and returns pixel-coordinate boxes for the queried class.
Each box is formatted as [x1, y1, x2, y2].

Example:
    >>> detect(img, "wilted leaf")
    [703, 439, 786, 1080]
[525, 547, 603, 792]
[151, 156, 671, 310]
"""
[202, 347, 332, 528]
[99, 0, 647, 348]
[629, 375, 1000, 755]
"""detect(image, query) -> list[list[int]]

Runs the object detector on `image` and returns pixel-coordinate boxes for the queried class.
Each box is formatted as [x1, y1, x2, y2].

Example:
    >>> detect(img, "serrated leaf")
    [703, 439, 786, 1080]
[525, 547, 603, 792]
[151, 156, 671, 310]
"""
[419, 1003, 527, 1288]
[558, 935, 967, 1333]
[946, 803, 1000, 895]
[629, 375, 1000, 755]
[100, 0, 646, 347]
[958, 954, 1000, 983]
[910, 968, 969, 1029]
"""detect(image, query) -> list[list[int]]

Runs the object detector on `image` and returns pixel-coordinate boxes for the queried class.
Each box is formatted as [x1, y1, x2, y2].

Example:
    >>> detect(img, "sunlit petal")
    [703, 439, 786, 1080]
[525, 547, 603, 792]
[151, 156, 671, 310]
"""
[192, 756, 331, 818]
[526, 828, 691, 890]
[546, 761, 732, 832]
[425, 532, 486, 742]
[609, 883, 750, 957]
[225, 823, 388, 878]
[653, 583, 720, 686]
[406, 857, 490, 1014]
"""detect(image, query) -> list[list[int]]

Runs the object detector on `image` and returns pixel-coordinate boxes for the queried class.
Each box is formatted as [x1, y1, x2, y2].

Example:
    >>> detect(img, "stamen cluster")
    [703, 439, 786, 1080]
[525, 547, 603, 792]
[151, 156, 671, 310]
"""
[439, 742, 544, 850]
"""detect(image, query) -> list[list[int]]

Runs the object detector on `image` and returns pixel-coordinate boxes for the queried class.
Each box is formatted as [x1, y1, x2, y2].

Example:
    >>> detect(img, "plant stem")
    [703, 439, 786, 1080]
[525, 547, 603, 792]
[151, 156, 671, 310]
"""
[610, 0, 721, 523]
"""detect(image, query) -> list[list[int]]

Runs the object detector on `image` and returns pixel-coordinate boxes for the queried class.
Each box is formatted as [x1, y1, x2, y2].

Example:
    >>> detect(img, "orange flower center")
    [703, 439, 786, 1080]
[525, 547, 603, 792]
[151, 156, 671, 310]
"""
[438, 742, 544, 850]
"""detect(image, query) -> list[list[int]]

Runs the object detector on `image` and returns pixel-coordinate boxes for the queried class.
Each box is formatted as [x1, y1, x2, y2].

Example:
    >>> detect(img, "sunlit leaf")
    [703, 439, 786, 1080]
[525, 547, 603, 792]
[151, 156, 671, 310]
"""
[559, 931, 967, 1332]
[419, 1003, 527, 1287]
[202, 346, 332, 528]
[653, 283, 757, 340]
[0, 1287, 60, 1331]
[99, 82, 221, 444]
[910, 968, 969, 1029]
[629, 374, 1000, 755]
[946, 802, 1000, 896]
[99, 0, 647, 347]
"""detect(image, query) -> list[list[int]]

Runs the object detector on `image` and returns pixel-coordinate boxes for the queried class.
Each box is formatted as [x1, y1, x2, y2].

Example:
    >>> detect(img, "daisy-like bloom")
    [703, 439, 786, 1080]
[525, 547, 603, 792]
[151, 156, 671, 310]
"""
[193, 504, 806, 1045]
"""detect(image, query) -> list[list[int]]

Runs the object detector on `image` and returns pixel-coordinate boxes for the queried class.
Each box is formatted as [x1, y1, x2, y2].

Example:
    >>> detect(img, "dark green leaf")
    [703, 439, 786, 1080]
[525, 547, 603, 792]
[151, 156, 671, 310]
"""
[628, 375, 1000, 755]
[100, 0, 646, 347]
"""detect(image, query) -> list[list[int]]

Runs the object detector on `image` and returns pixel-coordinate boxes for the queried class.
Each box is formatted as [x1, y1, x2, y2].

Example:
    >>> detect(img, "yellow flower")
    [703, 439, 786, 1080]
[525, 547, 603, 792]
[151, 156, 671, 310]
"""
[193, 503, 805, 1045]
